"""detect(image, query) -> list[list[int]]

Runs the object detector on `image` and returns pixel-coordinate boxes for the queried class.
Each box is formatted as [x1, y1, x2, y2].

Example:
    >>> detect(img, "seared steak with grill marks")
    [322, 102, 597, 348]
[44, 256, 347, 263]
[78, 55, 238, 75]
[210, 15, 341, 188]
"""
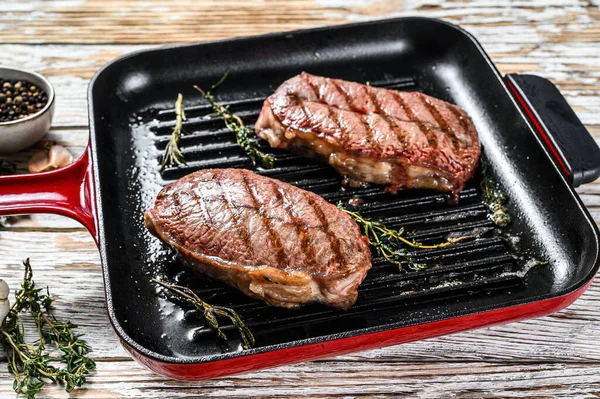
[144, 168, 371, 310]
[255, 73, 481, 195]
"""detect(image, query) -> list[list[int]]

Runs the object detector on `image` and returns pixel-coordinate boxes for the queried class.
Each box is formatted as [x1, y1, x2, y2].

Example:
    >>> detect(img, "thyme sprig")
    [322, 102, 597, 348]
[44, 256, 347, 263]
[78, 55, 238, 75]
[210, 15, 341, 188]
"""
[161, 93, 187, 170]
[210, 69, 230, 90]
[1, 259, 96, 398]
[152, 278, 255, 350]
[194, 84, 274, 168]
[338, 203, 471, 271]
[480, 160, 511, 227]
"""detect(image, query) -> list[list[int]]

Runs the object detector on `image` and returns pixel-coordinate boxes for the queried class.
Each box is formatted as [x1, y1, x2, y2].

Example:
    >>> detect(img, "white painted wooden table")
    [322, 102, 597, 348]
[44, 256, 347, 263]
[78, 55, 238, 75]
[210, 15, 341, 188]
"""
[1, 1, 599, 397]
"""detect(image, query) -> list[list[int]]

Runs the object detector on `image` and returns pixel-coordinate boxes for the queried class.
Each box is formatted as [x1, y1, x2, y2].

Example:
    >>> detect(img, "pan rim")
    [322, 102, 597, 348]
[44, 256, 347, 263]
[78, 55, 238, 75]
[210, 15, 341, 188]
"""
[87, 16, 600, 365]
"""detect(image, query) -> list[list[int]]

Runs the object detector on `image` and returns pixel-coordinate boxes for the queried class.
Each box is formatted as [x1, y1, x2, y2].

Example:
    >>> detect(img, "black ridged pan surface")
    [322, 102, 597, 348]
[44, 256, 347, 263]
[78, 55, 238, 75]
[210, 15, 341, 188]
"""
[88, 17, 600, 364]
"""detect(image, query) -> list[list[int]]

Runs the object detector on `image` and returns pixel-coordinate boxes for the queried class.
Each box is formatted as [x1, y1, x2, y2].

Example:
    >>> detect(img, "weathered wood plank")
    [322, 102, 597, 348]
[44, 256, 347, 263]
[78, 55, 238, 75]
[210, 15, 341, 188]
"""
[0, 0, 349, 44]
[0, 0, 598, 44]
[3, 360, 600, 398]
[1, 229, 600, 364]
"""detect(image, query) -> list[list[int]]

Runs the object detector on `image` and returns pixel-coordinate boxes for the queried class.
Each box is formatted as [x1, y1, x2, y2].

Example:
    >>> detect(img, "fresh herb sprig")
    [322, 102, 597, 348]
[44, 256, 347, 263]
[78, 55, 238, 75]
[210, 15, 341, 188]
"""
[194, 82, 274, 169]
[1, 259, 96, 398]
[152, 278, 255, 350]
[480, 160, 511, 227]
[161, 93, 187, 170]
[338, 203, 471, 271]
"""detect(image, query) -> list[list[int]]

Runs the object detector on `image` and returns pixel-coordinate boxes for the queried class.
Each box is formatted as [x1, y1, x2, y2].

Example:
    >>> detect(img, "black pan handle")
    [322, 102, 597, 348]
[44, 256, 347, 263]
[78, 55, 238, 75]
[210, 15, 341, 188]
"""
[505, 74, 600, 187]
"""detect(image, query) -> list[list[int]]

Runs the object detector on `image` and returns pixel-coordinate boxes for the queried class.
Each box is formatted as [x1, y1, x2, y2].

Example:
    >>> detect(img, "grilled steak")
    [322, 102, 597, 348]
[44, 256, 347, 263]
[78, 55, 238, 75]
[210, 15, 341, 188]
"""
[144, 168, 372, 310]
[255, 73, 481, 195]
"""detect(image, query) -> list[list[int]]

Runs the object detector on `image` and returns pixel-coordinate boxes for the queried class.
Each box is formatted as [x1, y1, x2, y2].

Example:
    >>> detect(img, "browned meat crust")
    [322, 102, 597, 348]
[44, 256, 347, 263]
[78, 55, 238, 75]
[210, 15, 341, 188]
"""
[144, 168, 372, 310]
[255, 73, 481, 194]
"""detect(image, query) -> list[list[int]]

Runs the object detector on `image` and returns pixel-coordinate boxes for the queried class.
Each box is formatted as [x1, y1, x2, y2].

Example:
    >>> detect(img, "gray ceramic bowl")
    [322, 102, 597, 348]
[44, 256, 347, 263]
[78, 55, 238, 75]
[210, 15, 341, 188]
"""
[0, 66, 55, 154]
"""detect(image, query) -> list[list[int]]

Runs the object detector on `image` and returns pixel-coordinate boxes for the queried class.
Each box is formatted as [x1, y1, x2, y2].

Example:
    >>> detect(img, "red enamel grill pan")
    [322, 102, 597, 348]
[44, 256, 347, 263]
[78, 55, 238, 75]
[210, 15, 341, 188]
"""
[1, 18, 600, 380]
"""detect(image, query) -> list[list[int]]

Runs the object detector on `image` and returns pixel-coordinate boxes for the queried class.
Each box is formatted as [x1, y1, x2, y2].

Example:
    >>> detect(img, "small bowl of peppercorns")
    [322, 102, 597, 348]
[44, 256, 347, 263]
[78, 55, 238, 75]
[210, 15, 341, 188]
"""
[0, 66, 55, 154]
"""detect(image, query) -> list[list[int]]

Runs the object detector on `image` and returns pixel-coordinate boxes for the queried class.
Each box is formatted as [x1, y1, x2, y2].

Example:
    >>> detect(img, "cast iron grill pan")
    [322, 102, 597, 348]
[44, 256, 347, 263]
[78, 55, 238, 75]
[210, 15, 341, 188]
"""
[87, 18, 600, 363]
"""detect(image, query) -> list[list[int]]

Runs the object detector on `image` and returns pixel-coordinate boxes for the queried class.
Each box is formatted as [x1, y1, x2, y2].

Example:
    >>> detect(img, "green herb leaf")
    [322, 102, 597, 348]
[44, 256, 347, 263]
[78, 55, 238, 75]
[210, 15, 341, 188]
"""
[338, 203, 471, 271]
[161, 93, 187, 170]
[480, 159, 511, 227]
[1, 259, 96, 398]
[211, 69, 230, 90]
[194, 73, 274, 169]
[152, 278, 255, 350]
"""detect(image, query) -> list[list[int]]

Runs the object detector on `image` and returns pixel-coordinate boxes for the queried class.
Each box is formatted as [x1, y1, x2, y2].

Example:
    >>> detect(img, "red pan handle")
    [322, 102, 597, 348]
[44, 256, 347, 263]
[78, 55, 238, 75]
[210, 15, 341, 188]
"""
[505, 74, 600, 187]
[0, 146, 97, 243]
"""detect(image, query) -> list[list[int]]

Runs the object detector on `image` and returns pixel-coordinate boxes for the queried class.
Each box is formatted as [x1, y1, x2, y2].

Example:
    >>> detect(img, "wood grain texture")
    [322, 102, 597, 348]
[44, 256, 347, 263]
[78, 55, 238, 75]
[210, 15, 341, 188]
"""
[2, 360, 600, 398]
[0, 0, 600, 398]
[0, 0, 598, 45]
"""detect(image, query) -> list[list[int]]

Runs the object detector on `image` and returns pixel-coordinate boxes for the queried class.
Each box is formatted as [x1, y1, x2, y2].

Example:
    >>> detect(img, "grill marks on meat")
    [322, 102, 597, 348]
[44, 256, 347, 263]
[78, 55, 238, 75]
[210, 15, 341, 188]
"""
[144, 169, 371, 310]
[255, 73, 481, 194]
[242, 174, 288, 267]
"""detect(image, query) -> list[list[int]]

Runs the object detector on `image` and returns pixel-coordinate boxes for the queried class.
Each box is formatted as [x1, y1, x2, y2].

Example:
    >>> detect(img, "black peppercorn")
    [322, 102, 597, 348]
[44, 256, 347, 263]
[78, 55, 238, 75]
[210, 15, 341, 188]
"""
[0, 78, 48, 122]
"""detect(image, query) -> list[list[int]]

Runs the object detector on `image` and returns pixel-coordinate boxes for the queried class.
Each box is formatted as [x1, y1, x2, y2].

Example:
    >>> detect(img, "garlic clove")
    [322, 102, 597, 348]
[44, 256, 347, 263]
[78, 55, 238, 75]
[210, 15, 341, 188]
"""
[0, 279, 8, 300]
[48, 145, 73, 169]
[0, 280, 9, 324]
[0, 300, 8, 325]
[28, 145, 73, 173]
[28, 150, 51, 173]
